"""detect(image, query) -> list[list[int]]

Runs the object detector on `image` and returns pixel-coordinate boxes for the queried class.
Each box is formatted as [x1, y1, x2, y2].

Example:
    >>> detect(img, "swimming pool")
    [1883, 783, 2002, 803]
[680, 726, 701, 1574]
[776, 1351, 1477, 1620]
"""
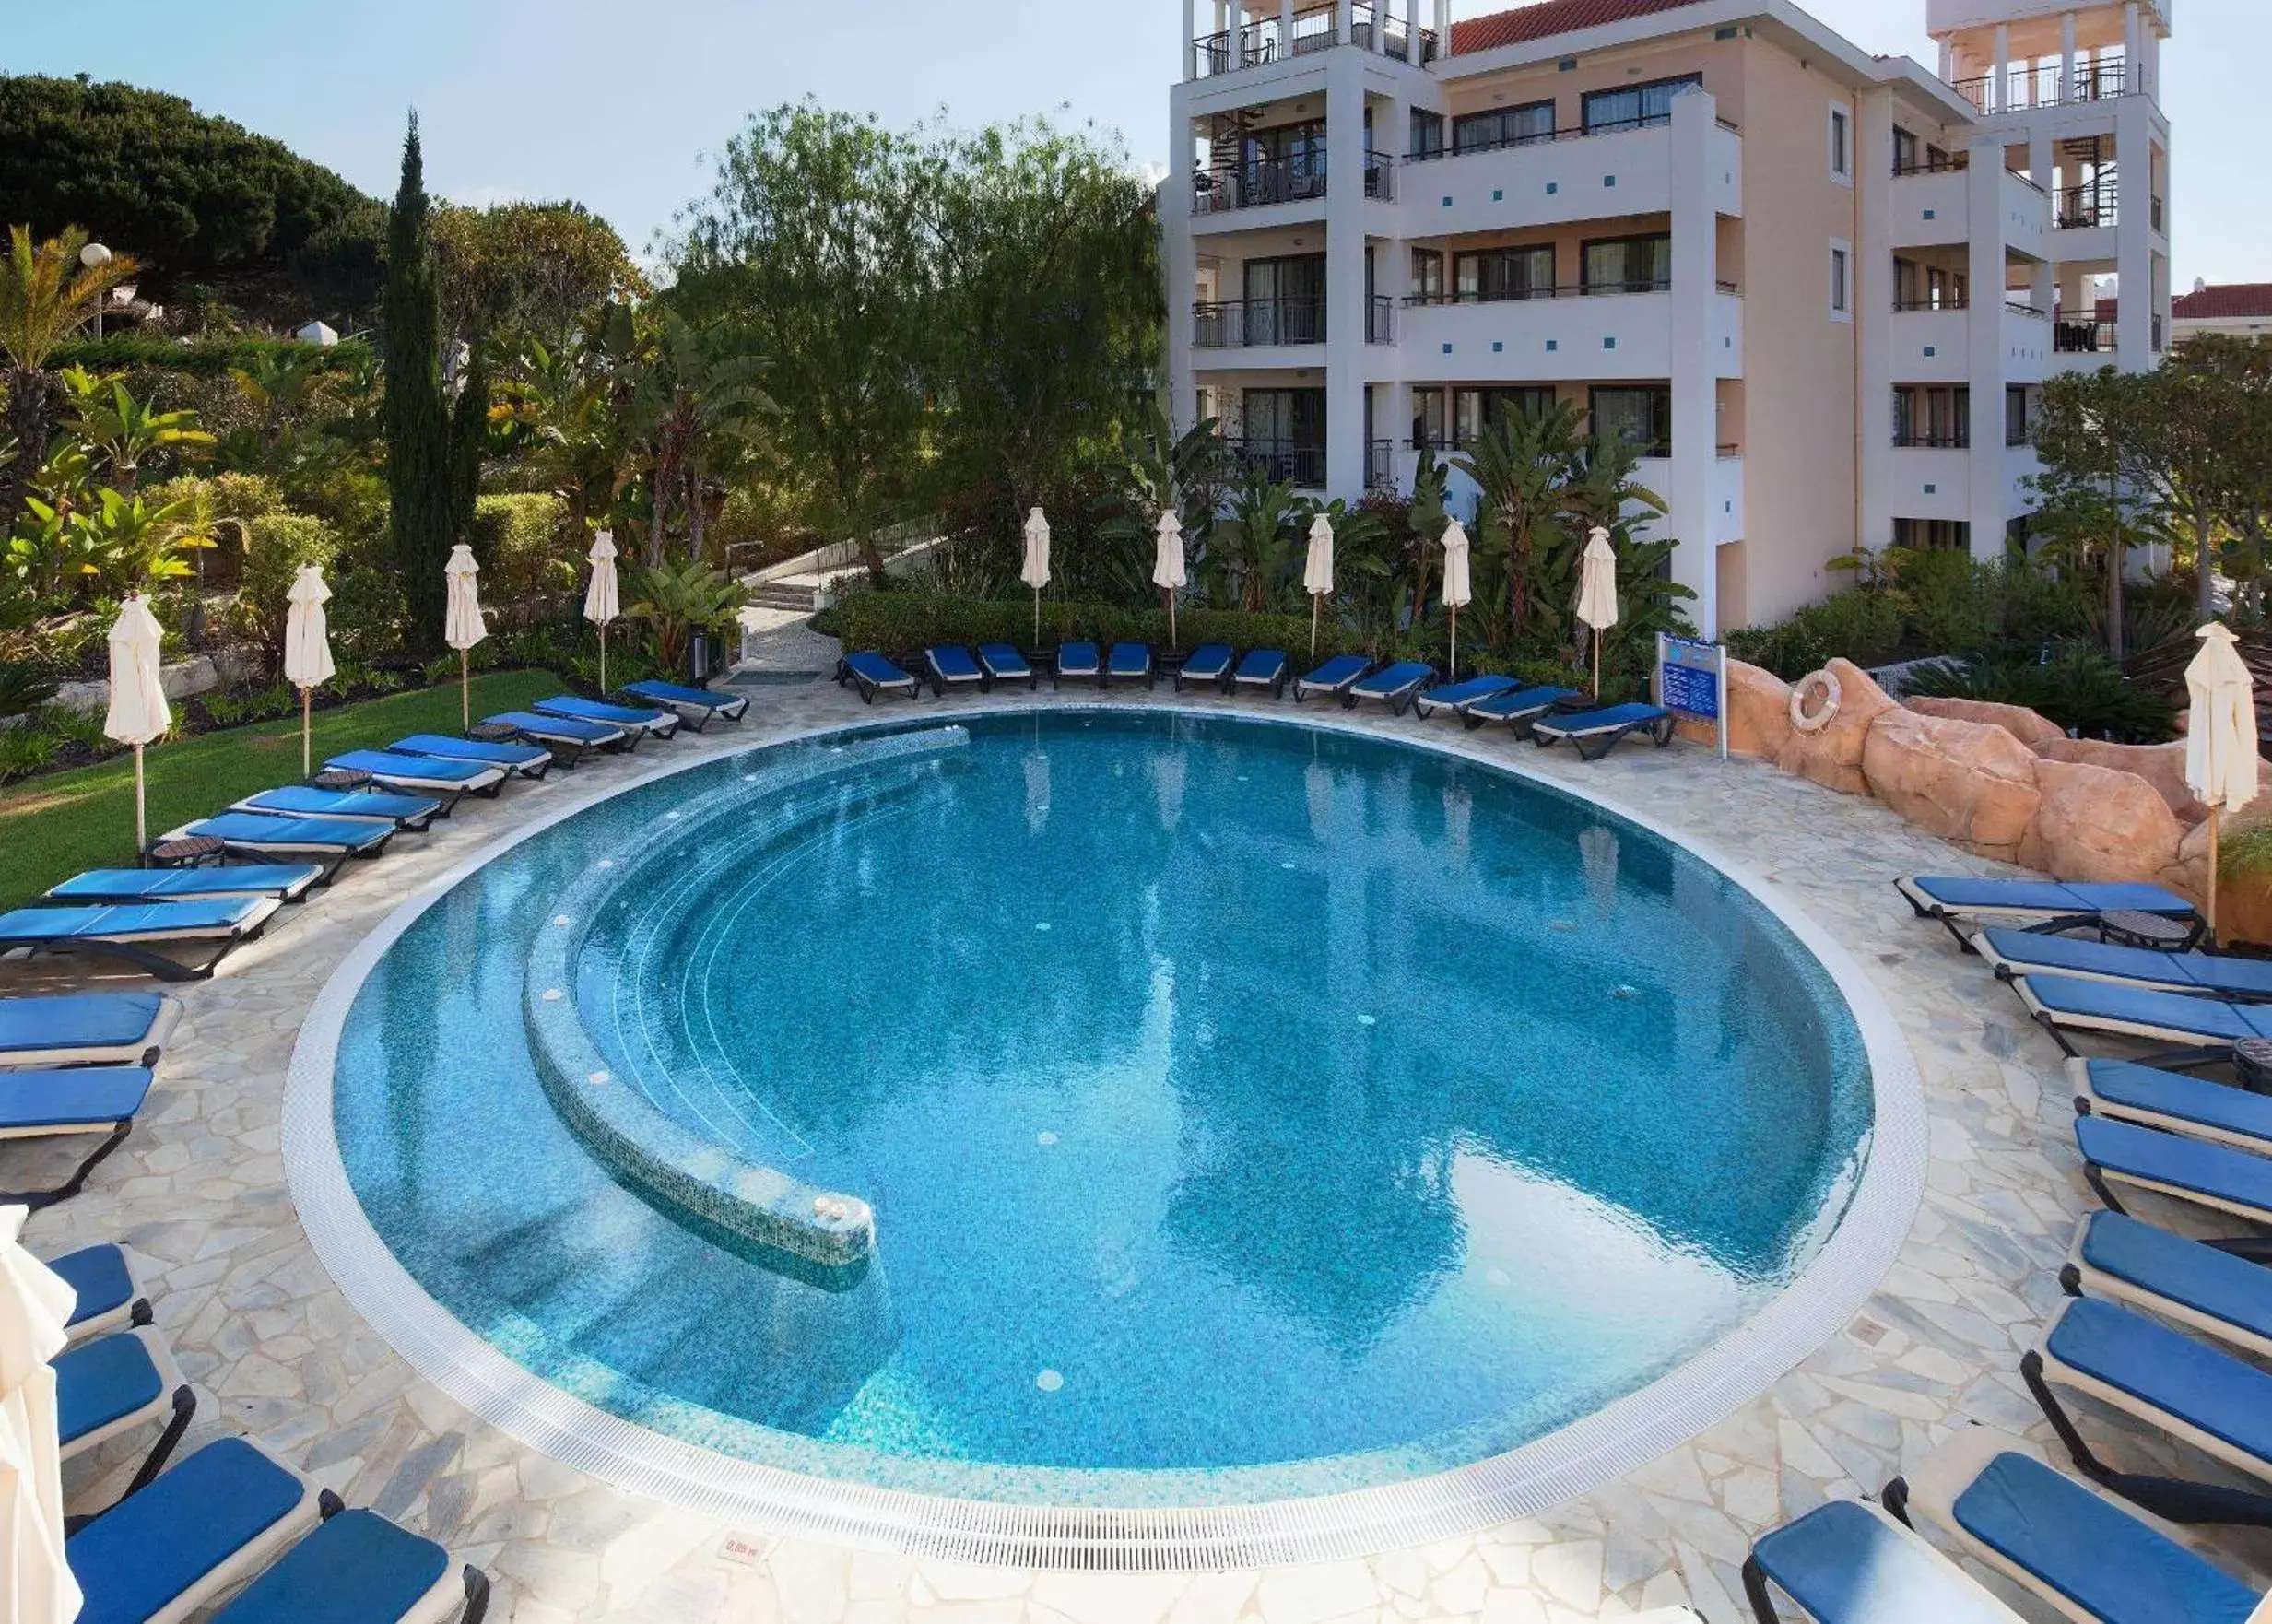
[297, 705, 1912, 1557]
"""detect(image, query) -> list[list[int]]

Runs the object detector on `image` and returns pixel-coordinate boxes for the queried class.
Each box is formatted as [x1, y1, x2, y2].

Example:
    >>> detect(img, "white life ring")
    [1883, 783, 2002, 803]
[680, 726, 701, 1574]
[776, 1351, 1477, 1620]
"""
[1789, 668, 1842, 734]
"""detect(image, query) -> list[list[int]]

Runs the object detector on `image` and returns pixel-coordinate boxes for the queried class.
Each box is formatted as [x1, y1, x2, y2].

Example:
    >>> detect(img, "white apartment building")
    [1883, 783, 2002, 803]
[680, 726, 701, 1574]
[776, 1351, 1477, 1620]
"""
[1160, 0, 2175, 636]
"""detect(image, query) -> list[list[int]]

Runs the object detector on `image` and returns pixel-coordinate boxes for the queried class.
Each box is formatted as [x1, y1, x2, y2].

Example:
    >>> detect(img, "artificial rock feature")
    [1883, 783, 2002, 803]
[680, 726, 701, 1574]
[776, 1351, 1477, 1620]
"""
[1902, 695, 2066, 750]
[1774, 659, 1898, 795]
[1860, 709, 2041, 864]
[2019, 758, 2186, 887]
[1724, 661, 1794, 760]
[2035, 736, 2207, 827]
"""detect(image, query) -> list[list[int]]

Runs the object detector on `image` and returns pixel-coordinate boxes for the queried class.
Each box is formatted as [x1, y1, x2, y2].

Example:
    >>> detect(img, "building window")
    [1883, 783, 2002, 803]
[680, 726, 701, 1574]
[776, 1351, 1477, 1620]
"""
[1453, 387, 1559, 446]
[1830, 241, 1853, 320]
[1892, 258, 1967, 312]
[1240, 254, 1327, 344]
[1583, 74, 1702, 134]
[1893, 518, 1972, 552]
[1581, 234, 1671, 294]
[1452, 100, 1555, 157]
[2006, 384, 2037, 447]
[1893, 385, 1970, 449]
[1892, 127, 1918, 174]
[1411, 387, 1448, 450]
[1238, 119, 1328, 206]
[1237, 388, 1327, 487]
[1829, 105, 1852, 183]
[1589, 386, 1672, 457]
[1454, 244, 1556, 303]
[1410, 109, 1445, 161]
[1410, 248, 1445, 304]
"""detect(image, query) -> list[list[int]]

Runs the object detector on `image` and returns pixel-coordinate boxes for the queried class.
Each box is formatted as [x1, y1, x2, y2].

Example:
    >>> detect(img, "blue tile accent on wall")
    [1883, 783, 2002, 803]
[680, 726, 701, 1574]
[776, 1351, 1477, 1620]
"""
[1925, 484, 1938, 495]
[1924, 346, 1936, 357]
[1546, 182, 1559, 195]
[1924, 208, 1936, 220]
[1546, 339, 1559, 351]
[1491, 341, 1503, 352]
[1442, 196, 1453, 207]
[1604, 175, 1617, 188]
[1442, 343, 1454, 354]
[1604, 336, 1617, 349]
[1492, 189, 1503, 202]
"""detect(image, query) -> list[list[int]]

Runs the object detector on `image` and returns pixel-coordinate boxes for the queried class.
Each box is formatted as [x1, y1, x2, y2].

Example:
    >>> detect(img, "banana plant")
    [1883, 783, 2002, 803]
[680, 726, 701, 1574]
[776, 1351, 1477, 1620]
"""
[71, 488, 206, 588]
[61, 371, 215, 491]
[627, 557, 750, 669]
[1204, 465, 1306, 613]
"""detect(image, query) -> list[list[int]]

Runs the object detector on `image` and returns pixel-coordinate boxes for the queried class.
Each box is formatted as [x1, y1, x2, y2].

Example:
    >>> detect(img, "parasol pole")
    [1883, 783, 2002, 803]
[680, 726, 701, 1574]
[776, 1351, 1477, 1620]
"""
[1449, 604, 1458, 682]
[134, 744, 147, 853]
[2211, 804, 2223, 941]
[300, 687, 312, 777]
[1032, 587, 1041, 648]
[1311, 593, 1320, 659]
[1166, 586, 1178, 650]
[460, 650, 470, 731]
[1593, 627, 1603, 700]
[599, 622, 607, 693]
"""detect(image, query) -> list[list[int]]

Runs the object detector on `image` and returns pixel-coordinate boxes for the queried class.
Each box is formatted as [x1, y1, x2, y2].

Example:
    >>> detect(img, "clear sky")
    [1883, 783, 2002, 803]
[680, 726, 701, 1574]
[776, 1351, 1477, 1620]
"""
[0, 0, 2258, 288]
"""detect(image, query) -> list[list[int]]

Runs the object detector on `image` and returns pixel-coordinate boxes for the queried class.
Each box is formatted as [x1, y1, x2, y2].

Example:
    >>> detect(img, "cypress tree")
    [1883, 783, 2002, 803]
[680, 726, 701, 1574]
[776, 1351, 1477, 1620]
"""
[448, 349, 489, 569]
[383, 113, 453, 654]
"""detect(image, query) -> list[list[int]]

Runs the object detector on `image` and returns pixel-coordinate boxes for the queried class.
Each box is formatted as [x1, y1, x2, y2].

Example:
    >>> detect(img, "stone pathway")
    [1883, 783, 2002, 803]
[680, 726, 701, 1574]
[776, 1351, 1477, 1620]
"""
[9, 681, 2270, 1623]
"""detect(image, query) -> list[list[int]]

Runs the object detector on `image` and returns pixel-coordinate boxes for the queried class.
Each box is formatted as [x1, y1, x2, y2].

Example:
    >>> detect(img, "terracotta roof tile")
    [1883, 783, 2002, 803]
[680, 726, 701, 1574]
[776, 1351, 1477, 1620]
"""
[2174, 283, 2272, 321]
[1452, 0, 1713, 54]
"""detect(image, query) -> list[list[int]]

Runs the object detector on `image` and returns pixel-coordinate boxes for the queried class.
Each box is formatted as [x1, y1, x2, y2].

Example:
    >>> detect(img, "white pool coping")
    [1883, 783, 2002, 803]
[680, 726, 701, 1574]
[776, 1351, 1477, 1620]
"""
[282, 697, 1925, 1570]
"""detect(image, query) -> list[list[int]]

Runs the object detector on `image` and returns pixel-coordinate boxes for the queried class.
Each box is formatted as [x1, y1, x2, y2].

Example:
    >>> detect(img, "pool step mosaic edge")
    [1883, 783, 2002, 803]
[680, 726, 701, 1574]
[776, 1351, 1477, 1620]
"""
[282, 702, 1929, 1570]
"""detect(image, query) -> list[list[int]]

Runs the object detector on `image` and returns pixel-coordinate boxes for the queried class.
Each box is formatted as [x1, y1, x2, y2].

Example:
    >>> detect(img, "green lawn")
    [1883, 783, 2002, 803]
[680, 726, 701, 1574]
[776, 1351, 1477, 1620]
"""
[0, 670, 563, 910]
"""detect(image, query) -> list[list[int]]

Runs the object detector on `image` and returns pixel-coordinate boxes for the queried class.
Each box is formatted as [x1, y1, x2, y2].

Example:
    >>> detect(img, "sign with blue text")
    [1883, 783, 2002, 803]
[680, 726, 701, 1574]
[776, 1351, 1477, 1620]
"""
[1656, 634, 1728, 759]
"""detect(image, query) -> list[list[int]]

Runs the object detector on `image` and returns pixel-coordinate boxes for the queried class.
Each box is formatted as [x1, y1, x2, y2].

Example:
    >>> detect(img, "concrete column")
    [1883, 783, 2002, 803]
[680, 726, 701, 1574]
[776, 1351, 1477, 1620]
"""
[1966, 143, 2007, 562]
[1435, 0, 1450, 60]
[1184, 0, 1198, 77]
[1335, 0, 1352, 46]
[1856, 88, 1897, 556]
[1376, 0, 1391, 54]
[1166, 99, 1198, 436]
[1668, 88, 1719, 637]
[2125, 3, 2142, 93]
[2115, 94, 2154, 369]
[1324, 55, 1370, 497]
[1280, 0, 1295, 59]
[2060, 12, 2078, 102]
[1992, 26, 2010, 111]
[1939, 40, 1954, 82]
[2029, 129, 2053, 194]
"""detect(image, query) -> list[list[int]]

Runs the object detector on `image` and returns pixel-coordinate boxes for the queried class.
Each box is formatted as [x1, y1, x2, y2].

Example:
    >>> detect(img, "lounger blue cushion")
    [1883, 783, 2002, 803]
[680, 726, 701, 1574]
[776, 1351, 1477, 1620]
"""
[45, 867, 322, 904]
[2048, 1296, 2272, 1465]
[1058, 642, 1101, 672]
[1950, 1449, 2256, 1623]
[1233, 649, 1288, 682]
[2078, 1113, 2272, 1215]
[927, 646, 983, 680]
[0, 1067, 151, 1130]
[69, 1437, 306, 1624]
[324, 750, 496, 786]
[977, 644, 1032, 679]
[49, 1244, 136, 1333]
[0, 994, 170, 1061]
[209, 1508, 453, 1624]
[239, 787, 441, 826]
[2085, 1060, 2272, 1149]
[1907, 877, 2196, 917]
[56, 1333, 161, 1443]
[1468, 687, 1583, 722]
[187, 813, 394, 854]
[1299, 654, 1371, 690]
[2079, 1210, 2272, 1349]
[485, 711, 622, 743]
[622, 678, 746, 715]
[536, 695, 675, 729]
[1350, 661, 1431, 698]
[1420, 675, 1520, 709]
[1985, 930, 2272, 999]
[841, 653, 914, 687]
[1108, 643, 1151, 676]
[0, 899, 266, 943]
[2028, 975, 2272, 1042]
[1749, 1500, 2011, 1622]
[1181, 644, 1234, 680]
[1538, 701, 1670, 736]
[393, 734, 551, 771]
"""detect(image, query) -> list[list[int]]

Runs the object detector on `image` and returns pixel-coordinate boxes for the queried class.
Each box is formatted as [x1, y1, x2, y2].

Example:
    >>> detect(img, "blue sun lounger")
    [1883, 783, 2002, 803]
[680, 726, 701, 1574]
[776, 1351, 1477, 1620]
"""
[2022, 1293, 2272, 1526]
[392, 734, 552, 781]
[46, 866, 324, 907]
[2073, 1057, 2272, 1156]
[1412, 674, 1521, 721]
[180, 812, 394, 880]
[924, 645, 986, 695]
[2066, 1209, 2272, 1360]
[1293, 654, 1371, 702]
[234, 786, 444, 832]
[1533, 701, 1678, 761]
[535, 694, 679, 740]
[1896, 876, 2204, 950]
[49, 1242, 152, 1343]
[2012, 972, 2272, 1059]
[2075, 1112, 2272, 1227]
[1230, 649, 1289, 698]
[1462, 685, 1583, 736]
[1978, 929, 2272, 1003]
[1105, 643, 1154, 688]
[1740, 1497, 2026, 1624]
[0, 898, 281, 982]
[0, 1066, 152, 1210]
[1054, 642, 1102, 688]
[836, 652, 920, 703]
[978, 644, 1037, 689]
[0, 992, 180, 1070]
[58, 1327, 195, 1508]
[322, 750, 507, 798]
[1889, 1429, 2266, 1624]
[482, 711, 632, 761]
[620, 678, 749, 728]
[207, 1505, 492, 1624]
[1174, 644, 1234, 692]
[1345, 661, 1433, 715]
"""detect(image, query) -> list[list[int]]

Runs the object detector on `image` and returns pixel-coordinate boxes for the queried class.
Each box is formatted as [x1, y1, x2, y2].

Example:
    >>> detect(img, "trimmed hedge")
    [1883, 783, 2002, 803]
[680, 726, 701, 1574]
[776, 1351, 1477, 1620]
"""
[49, 334, 372, 380]
[832, 594, 1361, 663]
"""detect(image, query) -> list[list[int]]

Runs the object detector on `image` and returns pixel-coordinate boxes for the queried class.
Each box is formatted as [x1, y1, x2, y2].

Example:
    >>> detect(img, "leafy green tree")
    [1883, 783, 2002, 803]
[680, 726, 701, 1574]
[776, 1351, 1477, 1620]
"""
[447, 350, 490, 575]
[431, 201, 648, 347]
[1205, 465, 1308, 613]
[1455, 404, 1583, 651]
[382, 115, 454, 655]
[0, 225, 136, 522]
[618, 307, 772, 566]
[2031, 368, 2164, 660]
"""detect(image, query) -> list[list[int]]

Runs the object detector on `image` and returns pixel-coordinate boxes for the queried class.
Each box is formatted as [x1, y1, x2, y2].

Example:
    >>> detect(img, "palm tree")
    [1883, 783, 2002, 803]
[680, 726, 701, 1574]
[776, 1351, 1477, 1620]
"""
[0, 226, 138, 520]
[231, 347, 328, 450]
[1454, 404, 1583, 650]
[620, 308, 771, 567]
[1206, 465, 1306, 613]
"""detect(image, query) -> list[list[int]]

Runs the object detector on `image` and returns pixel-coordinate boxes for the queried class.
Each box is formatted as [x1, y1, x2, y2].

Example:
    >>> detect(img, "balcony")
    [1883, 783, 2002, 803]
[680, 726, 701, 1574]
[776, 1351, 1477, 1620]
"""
[1366, 295, 1395, 345]
[1888, 168, 2049, 253]
[1948, 58, 2132, 115]
[1398, 285, 1743, 384]
[1191, 2, 1436, 79]
[2056, 179, 2119, 232]
[1193, 298, 1326, 348]
[1366, 439, 1397, 493]
[1192, 155, 1392, 218]
[2054, 319, 2115, 355]
[1890, 304, 1970, 382]
[1404, 118, 1742, 233]
[1221, 438, 1326, 488]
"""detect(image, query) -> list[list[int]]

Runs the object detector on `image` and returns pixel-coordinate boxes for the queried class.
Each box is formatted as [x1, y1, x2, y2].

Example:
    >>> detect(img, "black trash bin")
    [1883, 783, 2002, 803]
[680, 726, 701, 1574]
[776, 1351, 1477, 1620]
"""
[2235, 1038, 2272, 1096]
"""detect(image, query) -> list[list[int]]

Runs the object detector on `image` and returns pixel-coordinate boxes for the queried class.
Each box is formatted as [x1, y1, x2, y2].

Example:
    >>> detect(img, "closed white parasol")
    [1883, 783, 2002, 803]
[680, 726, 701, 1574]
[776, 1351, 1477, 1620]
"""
[1575, 527, 1620, 699]
[1021, 508, 1052, 647]
[1303, 514, 1335, 658]
[0, 1205, 83, 1624]
[2186, 621, 2260, 939]
[1153, 512, 1187, 649]
[443, 544, 488, 730]
[104, 594, 171, 853]
[584, 530, 620, 691]
[282, 565, 335, 776]
[1440, 520, 1473, 681]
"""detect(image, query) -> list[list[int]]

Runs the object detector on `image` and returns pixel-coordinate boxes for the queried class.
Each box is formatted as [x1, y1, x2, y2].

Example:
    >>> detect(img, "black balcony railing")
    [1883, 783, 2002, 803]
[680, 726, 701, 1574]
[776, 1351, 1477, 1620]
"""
[1366, 295, 1395, 344]
[1366, 440, 1397, 491]
[1948, 58, 2130, 113]
[2057, 180, 2119, 230]
[1404, 278, 1672, 306]
[1223, 438, 1327, 488]
[1193, 159, 1328, 215]
[1363, 155, 1395, 199]
[1193, 3, 1437, 76]
[2154, 313, 2165, 351]
[1894, 430, 1970, 450]
[2151, 194, 2165, 234]
[1891, 154, 1970, 178]
[1892, 297, 1971, 312]
[1192, 299, 1327, 348]
[2055, 320, 2116, 354]
[2005, 300, 2049, 319]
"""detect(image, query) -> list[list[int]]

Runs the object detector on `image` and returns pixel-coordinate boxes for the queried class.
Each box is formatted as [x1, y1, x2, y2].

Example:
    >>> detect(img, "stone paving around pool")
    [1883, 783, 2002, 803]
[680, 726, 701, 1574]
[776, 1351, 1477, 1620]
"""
[8, 671, 2271, 1624]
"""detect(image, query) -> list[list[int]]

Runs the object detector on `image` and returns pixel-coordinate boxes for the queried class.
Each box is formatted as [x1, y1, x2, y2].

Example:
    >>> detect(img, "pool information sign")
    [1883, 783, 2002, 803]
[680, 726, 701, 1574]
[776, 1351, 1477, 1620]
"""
[1655, 634, 1729, 759]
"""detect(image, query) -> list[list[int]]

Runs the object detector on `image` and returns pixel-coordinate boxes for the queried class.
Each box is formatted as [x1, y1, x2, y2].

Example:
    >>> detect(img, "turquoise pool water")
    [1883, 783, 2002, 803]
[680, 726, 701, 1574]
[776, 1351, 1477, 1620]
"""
[334, 709, 1871, 1503]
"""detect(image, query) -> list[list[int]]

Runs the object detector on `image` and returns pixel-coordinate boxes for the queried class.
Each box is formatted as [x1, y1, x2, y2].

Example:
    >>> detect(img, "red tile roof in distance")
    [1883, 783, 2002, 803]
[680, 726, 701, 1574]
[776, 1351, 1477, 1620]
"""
[2174, 283, 2272, 321]
[1452, 0, 1713, 54]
